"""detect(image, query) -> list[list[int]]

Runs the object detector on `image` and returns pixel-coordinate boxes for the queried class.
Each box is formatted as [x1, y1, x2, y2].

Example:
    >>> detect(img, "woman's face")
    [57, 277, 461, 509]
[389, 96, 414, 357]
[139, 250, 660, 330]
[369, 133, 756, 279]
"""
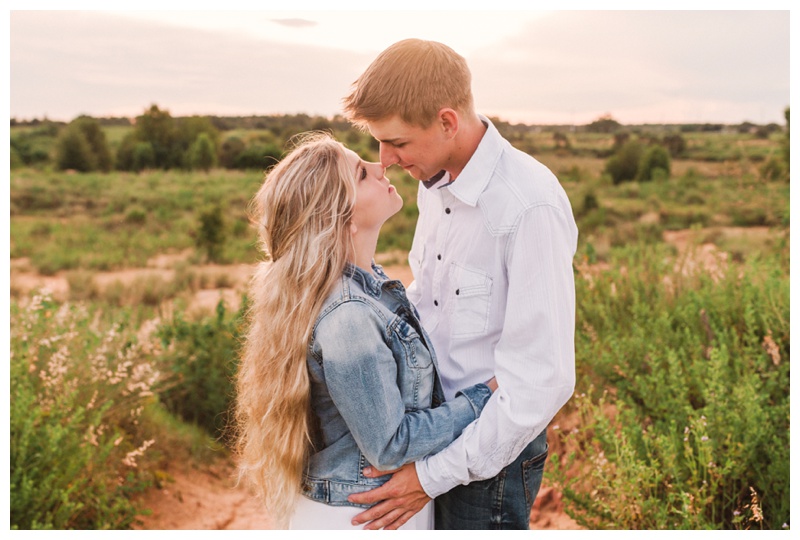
[344, 147, 403, 233]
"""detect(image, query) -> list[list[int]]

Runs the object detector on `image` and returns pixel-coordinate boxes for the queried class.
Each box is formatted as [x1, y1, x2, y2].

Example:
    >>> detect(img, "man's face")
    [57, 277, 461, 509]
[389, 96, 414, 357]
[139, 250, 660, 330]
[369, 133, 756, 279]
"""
[366, 116, 450, 181]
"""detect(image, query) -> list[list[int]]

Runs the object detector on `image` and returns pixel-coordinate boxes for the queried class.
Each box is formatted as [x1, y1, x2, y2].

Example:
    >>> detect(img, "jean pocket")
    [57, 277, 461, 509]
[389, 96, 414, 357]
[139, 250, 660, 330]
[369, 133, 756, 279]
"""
[521, 443, 548, 509]
[450, 263, 492, 338]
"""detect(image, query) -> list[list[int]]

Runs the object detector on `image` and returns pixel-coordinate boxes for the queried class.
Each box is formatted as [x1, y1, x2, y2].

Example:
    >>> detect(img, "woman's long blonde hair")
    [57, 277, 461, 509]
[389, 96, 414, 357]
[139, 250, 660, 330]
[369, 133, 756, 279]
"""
[234, 132, 356, 527]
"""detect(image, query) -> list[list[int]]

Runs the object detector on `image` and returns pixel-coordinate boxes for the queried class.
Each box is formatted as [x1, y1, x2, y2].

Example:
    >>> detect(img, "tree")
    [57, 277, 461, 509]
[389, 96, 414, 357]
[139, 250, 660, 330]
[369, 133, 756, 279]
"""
[605, 139, 644, 184]
[71, 116, 112, 171]
[55, 128, 96, 172]
[587, 114, 622, 133]
[196, 204, 225, 262]
[637, 145, 671, 182]
[55, 116, 112, 172]
[132, 142, 156, 172]
[219, 136, 246, 169]
[133, 105, 177, 169]
[189, 133, 217, 172]
[661, 133, 686, 158]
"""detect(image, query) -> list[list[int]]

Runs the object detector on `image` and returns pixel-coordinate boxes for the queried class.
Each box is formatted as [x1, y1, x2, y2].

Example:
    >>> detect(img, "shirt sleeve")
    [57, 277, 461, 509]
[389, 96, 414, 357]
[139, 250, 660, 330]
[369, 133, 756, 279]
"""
[415, 202, 577, 498]
[315, 299, 492, 472]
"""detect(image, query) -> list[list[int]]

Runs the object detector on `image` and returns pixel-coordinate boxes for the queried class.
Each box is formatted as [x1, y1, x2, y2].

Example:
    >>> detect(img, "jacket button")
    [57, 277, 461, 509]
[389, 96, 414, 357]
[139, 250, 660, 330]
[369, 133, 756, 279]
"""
[434, 300, 439, 306]
[455, 289, 460, 295]
[445, 208, 451, 214]
[437, 254, 441, 260]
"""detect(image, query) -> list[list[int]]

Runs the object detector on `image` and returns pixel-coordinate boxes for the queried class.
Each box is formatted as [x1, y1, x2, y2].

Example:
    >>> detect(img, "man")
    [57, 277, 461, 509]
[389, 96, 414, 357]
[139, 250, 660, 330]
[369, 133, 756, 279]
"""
[342, 39, 578, 530]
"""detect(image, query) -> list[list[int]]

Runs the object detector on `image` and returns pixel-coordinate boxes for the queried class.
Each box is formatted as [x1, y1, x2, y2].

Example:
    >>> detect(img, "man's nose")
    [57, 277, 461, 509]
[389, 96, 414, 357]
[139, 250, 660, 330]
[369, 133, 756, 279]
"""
[379, 143, 398, 168]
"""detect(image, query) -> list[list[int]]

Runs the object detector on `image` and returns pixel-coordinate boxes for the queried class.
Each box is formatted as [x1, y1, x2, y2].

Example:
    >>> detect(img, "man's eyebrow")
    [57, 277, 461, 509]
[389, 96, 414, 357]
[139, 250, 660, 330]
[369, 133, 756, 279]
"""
[377, 137, 403, 144]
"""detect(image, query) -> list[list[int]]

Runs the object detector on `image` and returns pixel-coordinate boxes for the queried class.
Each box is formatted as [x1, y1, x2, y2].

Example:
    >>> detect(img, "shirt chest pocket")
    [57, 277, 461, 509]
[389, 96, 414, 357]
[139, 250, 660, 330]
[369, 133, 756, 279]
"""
[450, 263, 493, 339]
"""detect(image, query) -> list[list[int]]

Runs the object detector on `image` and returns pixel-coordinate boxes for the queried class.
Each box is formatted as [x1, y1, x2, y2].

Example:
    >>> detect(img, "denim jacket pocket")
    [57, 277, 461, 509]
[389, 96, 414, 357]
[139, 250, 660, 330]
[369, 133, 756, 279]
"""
[390, 316, 433, 370]
[450, 263, 493, 338]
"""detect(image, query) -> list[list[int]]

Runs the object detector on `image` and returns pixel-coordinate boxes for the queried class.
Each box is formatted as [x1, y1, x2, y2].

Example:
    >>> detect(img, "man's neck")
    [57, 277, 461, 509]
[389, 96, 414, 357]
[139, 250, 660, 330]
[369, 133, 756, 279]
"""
[446, 113, 487, 181]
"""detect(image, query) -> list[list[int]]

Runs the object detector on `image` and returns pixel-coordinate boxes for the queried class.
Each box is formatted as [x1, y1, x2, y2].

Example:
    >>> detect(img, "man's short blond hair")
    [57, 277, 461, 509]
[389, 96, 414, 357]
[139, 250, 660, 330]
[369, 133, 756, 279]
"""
[342, 39, 474, 129]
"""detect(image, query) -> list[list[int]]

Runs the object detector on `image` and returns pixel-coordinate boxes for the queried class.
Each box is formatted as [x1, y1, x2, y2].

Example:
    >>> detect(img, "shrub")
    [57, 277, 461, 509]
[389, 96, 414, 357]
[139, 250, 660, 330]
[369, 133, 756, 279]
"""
[638, 145, 671, 182]
[605, 140, 644, 184]
[188, 133, 217, 172]
[552, 244, 789, 529]
[55, 128, 96, 172]
[195, 204, 226, 263]
[10, 294, 167, 529]
[156, 299, 246, 442]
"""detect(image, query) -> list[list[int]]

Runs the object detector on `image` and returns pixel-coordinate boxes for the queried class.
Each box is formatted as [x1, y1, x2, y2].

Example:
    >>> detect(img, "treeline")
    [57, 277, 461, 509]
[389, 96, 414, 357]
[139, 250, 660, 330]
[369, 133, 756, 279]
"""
[10, 104, 789, 174]
[10, 105, 379, 173]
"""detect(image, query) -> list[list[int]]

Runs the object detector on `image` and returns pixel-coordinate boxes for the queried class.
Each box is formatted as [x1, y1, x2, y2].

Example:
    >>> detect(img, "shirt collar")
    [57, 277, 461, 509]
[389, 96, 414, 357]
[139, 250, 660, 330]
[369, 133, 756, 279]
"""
[425, 115, 504, 207]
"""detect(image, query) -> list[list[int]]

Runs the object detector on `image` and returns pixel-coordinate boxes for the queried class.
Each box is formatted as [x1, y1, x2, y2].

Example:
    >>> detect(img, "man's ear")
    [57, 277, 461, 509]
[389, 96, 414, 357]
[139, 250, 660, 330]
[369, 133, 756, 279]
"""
[437, 108, 459, 140]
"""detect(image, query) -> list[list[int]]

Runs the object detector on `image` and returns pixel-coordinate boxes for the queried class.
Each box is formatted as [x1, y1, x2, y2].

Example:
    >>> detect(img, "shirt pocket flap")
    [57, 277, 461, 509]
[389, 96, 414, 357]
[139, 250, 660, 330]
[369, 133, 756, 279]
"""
[453, 263, 493, 298]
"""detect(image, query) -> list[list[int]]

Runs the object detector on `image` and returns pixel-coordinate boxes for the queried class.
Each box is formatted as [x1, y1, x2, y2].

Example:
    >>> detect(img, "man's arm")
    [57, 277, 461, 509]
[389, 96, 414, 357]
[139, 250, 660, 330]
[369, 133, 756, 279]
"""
[350, 202, 577, 527]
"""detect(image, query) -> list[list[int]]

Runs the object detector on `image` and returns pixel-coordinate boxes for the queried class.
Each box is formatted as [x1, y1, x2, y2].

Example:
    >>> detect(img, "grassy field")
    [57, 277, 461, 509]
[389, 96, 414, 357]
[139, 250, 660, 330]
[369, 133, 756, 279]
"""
[9, 126, 790, 529]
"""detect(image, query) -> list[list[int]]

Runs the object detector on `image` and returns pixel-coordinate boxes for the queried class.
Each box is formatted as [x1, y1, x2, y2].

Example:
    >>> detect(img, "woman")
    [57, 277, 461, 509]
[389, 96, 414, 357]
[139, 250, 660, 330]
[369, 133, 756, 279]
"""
[234, 132, 495, 529]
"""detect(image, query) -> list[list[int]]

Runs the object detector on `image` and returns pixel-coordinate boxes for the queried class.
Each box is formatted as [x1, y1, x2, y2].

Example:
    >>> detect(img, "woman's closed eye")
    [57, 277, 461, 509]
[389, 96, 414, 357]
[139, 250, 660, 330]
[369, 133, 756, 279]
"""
[359, 166, 368, 180]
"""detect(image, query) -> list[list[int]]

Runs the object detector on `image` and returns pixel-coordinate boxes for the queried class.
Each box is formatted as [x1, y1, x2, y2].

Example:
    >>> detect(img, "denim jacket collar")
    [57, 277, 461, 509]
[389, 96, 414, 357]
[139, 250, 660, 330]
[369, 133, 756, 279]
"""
[344, 261, 400, 299]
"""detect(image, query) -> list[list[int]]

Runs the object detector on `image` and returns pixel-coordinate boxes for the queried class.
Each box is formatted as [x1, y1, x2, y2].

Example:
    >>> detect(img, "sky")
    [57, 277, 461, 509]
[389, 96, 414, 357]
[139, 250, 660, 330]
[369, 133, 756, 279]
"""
[6, 6, 794, 126]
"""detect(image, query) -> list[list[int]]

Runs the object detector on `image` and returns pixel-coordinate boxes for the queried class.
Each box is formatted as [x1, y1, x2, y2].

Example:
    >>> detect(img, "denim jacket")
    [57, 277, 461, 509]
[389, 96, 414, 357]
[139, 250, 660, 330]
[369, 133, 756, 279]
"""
[302, 262, 492, 508]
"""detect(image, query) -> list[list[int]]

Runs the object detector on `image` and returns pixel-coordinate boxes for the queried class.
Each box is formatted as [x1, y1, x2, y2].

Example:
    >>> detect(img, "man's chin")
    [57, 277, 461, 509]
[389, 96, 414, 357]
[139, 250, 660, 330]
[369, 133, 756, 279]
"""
[402, 166, 425, 181]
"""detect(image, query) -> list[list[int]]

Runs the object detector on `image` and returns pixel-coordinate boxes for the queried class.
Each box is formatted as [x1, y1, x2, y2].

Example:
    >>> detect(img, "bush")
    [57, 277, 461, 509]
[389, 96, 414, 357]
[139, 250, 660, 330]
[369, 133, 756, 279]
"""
[55, 117, 113, 172]
[552, 244, 789, 529]
[759, 156, 787, 182]
[605, 140, 644, 184]
[55, 128, 96, 172]
[638, 145, 671, 182]
[188, 133, 217, 172]
[10, 294, 167, 529]
[156, 299, 246, 442]
[195, 204, 226, 262]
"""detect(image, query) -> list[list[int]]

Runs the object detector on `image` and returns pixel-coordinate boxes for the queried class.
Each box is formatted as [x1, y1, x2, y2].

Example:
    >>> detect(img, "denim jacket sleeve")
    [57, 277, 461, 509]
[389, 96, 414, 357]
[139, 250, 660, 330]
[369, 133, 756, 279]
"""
[313, 299, 492, 472]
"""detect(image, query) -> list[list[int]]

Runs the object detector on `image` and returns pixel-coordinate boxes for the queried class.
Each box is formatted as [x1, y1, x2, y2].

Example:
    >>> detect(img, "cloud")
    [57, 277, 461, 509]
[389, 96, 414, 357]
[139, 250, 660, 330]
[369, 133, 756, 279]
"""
[10, 11, 369, 120]
[271, 18, 318, 29]
[468, 10, 789, 124]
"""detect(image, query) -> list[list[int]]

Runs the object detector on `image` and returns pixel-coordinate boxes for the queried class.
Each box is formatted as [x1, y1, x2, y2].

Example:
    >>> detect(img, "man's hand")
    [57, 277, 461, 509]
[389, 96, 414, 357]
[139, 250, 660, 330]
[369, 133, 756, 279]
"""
[347, 463, 431, 530]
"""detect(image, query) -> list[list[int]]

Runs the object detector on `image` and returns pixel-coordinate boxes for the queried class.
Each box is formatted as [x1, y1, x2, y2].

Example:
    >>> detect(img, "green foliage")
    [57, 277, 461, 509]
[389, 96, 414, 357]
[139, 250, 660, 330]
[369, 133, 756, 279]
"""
[759, 156, 787, 182]
[587, 114, 623, 133]
[114, 105, 220, 171]
[605, 139, 644, 184]
[552, 244, 789, 529]
[156, 299, 246, 442]
[196, 204, 226, 262]
[10, 295, 167, 529]
[132, 142, 156, 172]
[234, 142, 283, 170]
[637, 145, 671, 182]
[781, 107, 789, 172]
[54, 116, 112, 172]
[55, 128, 96, 172]
[189, 133, 217, 172]
[219, 136, 246, 168]
[662, 133, 687, 158]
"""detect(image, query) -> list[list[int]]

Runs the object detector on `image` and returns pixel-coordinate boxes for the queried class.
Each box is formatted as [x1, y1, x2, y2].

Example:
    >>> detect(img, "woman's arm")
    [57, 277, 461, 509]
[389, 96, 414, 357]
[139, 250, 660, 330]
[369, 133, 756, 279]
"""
[313, 299, 491, 472]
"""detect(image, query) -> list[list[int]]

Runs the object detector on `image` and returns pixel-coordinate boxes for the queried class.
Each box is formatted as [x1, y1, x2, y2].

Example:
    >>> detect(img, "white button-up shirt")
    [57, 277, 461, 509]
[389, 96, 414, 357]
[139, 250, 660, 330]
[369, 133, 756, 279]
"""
[407, 116, 578, 498]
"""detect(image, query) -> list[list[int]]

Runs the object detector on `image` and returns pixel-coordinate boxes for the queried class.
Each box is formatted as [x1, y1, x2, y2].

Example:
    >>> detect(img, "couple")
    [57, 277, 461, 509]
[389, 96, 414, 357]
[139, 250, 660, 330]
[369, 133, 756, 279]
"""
[234, 39, 579, 530]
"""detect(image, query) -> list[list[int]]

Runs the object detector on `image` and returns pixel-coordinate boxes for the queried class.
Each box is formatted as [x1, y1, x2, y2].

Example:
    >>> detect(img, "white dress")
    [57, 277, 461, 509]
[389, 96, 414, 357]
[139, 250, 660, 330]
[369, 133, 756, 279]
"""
[289, 495, 434, 530]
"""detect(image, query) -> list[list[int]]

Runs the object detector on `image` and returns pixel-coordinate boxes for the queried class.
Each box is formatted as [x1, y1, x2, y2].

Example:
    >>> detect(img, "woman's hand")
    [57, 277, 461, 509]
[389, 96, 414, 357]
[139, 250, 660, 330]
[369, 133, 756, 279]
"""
[486, 376, 498, 392]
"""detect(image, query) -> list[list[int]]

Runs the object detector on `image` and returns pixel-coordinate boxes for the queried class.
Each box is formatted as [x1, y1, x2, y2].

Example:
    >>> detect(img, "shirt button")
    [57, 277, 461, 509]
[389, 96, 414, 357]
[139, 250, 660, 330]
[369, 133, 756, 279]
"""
[437, 254, 442, 260]
[455, 289, 460, 295]
[445, 208, 451, 214]
[434, 300, 439, 306]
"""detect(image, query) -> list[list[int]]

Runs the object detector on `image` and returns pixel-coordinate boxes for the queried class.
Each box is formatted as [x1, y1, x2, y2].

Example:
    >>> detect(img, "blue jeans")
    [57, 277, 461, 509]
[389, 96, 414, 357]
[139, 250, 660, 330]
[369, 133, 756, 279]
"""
[434, 430, 548, 530]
